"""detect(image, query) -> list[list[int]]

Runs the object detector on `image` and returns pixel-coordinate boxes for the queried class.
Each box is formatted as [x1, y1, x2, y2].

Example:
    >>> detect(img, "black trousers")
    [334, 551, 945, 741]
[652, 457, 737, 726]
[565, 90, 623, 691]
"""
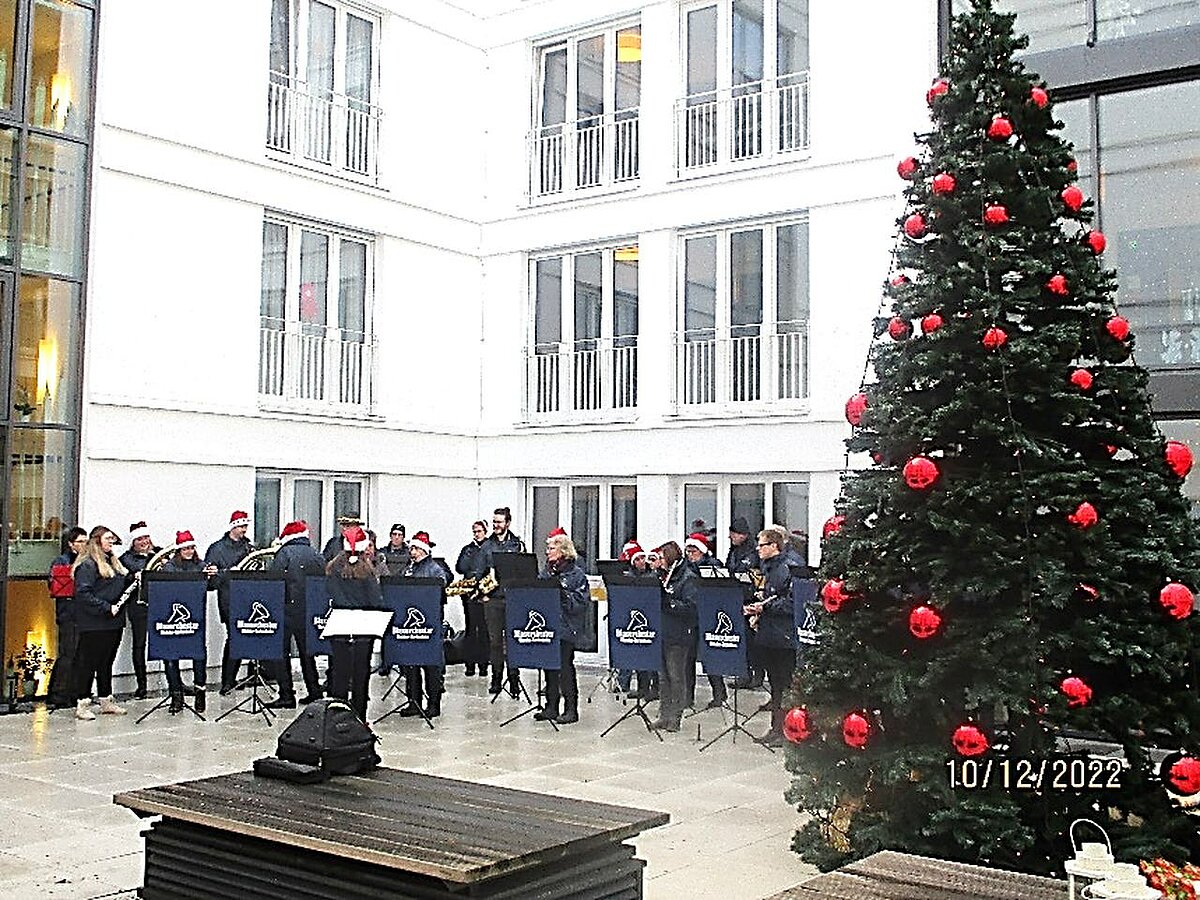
[75, 629, 123, 698]
[543, 641, 577, 717]
[218, 600, 244, 689]
[329, 637, 374, 721]
[272, 606, 321, 701]
[164, 658, 207, 692]
[463, 597, 489, 667]
[403, 665, 445, 705]
[129, 606, 148, 690]
[659, 643, 691, 727]
[685, 642, 727, 706]
[47, 607, 78, 704]
[483, 597, 516, 679]
[760, 645, 797, 714]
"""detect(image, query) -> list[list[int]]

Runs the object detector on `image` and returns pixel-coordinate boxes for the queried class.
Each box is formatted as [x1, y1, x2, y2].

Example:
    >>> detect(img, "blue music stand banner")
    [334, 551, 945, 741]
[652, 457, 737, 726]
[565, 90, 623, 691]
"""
[505, 584, 561, 670]
[793, 578, 819, 648]
[305, 575, 334, 657]
[228, 573, 286, 661]
[695, 582, 749, 678]
[605, 582, 662, 672]
[146, 573, 207, 662]
[381, 578, 444, 667]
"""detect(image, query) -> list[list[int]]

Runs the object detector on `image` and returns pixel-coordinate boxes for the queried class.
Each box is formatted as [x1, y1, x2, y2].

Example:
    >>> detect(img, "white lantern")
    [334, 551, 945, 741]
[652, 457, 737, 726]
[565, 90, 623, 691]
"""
[1065, 818, 1114, 900]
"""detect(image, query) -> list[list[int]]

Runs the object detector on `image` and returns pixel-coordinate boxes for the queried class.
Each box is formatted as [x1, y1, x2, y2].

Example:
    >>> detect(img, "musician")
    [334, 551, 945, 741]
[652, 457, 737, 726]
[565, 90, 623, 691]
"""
[616, 540, 657, 699]
[399, 531, 448, 719]
[323, 513, 363, 561]
[46, 527, 87, 708]
[480, 506, 526, 698]
[649, 541, 695, 733]
[203, 510, 254, 694]
[71, 526, 129, 720]
[535, 532, 588, 725]
[326, 526, 385, 721]
[683, 533, 729, 711]
[743, 526, 797, 747]
[160, 531, 208, 715]
[454, 521, 491, 678]
[379, 523, 410, 574]
[119, 521, 161, 699]
[265, 521, 326, 709]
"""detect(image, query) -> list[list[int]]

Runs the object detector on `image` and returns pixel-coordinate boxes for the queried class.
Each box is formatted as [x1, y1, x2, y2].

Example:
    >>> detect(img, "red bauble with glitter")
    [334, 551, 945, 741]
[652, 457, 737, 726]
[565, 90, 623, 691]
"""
[1067, 158, 1078, 173]
[897, 156, 918, 179]
[983, 204, 1009, 226]
[1086, 231, 1107, 254]
[1075, 583, 1100, 603]
[844, 392, 868, 427]
[822, 515, 846, 539]
[903, 456, 940, 490]
[921, 313, 944, 335]
[821, 579, 851, 613]
[1165, 440, 1194, 478]
[1060, 676, 1093, 708]
[1169, 757, 1200, 796]
[1106, 316, 1130, 341]
[1070, 368, 1094, 391]
[1062, 185, 1084, 212]
[783, 707, 812, 743]
[987, 115, 1013, 140]
[1160, 583, 1195, 620]
[952, 724, 989, 757]
[982, 327, 1008, 350]
[908, 605, 942, 639]
[926, 78, 949, 104]
[1067, 502, 1098, 529]
[843, 712, 870, 749]
[932, 172, 956, 195]
[1030, 86, 1049, 108]
[1046, 274, 1069, 296]
[888, 317, 912, 340]
[890, 274, 910, 288]
[904, 213, 928, 238]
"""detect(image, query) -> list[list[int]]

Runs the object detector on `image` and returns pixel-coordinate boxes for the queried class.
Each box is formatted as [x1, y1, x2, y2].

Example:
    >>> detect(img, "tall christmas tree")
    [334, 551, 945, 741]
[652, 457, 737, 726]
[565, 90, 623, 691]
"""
[787, 0, 1200, 875]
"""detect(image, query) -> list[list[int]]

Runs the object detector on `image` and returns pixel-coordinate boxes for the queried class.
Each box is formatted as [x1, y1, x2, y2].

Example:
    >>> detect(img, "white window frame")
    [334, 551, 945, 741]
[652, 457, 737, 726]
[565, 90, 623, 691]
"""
[254, 471, 371, 551]
[527, 479, 638, 561]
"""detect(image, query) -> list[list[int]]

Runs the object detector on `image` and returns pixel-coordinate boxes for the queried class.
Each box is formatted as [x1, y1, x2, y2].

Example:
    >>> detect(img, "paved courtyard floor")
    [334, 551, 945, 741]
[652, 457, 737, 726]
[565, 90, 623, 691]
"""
[0, 667, 817, 899]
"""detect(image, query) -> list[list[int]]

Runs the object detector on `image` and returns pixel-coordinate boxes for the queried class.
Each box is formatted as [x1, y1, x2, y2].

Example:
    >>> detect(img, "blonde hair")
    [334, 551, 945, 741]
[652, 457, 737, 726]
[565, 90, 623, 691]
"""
[546, 534, 577, 560]
[72, 525, 128, 579]
[757, 526, 789, 552]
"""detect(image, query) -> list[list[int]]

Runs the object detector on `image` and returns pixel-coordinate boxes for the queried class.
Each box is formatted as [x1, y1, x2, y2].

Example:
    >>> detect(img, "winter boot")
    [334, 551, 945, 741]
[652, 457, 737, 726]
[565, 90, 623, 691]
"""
[168, 692, 185, 715]
[98, 696, 127, 716]
[194, 688, 206, 714]
[75, 699, 96, 720]
[555, 700, 579, 725]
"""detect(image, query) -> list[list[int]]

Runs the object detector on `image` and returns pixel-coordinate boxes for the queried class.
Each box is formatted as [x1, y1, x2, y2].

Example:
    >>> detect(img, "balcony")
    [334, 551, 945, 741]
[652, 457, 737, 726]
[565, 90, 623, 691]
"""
[527, 340, 638, 419]
[674, 74, 810, 176]
[675, 323, 808, 410]
[529, 111, 640, 201]
[259, 317, 375, 411]
[266, 73, 381, 182]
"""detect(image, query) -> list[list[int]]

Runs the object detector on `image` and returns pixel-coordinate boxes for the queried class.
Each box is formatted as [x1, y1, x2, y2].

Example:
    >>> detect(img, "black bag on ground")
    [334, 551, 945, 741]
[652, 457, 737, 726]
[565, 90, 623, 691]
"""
[443, 623, 469, 666]
[255, 698, 380, 782]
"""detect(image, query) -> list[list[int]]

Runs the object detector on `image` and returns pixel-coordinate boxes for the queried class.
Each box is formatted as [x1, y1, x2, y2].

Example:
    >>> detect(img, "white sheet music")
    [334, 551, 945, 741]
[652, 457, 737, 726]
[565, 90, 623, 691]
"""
[321, 609, 393, 638]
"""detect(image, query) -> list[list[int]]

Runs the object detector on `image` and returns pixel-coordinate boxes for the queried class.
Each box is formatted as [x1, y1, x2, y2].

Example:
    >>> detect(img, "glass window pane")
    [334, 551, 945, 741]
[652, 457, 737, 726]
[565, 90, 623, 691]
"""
[254, 477, 281, 548]
[733, 0, 764, 86]
[1055, 97, 1094, 194]
[610, 484, 637, 558]
[541, 47, 567, 127]
[21, 135, 85, 277]
[687, 6, 717, 97]
[731, 229, 763, 335]
[334, 480, 361, 523]
[261, 222, 287, 322]
[294, 479, 323, 548]
[1098, 81, 1200, 369]
[1097, 0, 1200, 42]
[776, 222, 808, 329]
[683, 483, 717, 544]
[571, 485, 600, 573]
[684, 236, 716, 338]
[28, 0, 93, 137]
[615, 26, 641, 111]
[307, 0, 335, 95]
[7, 427, 73, 575]
[345, 14, 372, 105]
[0, 128, 12, 261]
[339, 239, 366, 338]
[0, 0, 15, 110]
[270, 0, 290, 76]
[952, 0, 1087, 53]
[777, 0, 808, 76]
[299, 231, 328, 328]
[614, 251, 638, 342]
[772, 481, 809, 536]
[577, 35, 604, 121]
[574, 251, 602, 345]
[731, 483, 765, 536]
[1159, 421, 1200, 519]
[531, 486, 560, 552]
[14, 276, 79, 426]
[535, 257, 562, 348]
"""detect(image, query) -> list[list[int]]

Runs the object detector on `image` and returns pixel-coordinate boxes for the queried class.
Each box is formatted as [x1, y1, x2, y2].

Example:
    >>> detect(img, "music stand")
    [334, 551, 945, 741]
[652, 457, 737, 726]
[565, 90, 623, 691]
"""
[489, 556, 540, 705]
[498, 580, 559, 730]
[373, 579, 441, 728]
[216, 572, 286, 726]
[318, 608, 392, 723]
[599, 578, 663, 741]
[139, 572, 208, 724]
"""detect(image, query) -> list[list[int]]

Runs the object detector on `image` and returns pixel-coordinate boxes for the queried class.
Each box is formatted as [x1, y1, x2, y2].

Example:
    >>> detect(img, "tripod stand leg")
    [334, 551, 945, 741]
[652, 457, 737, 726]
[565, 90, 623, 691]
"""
[499, 672, 557, 731]
[135, 695, 171, 725]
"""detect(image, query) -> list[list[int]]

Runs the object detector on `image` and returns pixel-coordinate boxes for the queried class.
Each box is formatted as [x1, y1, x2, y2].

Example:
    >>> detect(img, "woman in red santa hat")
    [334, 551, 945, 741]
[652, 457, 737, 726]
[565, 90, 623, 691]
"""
[161, 531, 208, 714]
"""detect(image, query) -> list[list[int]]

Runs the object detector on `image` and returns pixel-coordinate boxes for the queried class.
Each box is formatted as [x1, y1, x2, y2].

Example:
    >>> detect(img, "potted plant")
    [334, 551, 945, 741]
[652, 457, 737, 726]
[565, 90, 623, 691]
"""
[15, 643, 52, 698]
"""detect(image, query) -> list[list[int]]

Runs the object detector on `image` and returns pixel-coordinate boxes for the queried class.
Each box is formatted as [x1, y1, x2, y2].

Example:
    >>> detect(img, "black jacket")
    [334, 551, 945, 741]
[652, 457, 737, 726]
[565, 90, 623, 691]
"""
[403, 554, 448, 586]
[120, 546, 161, 616]
[660, 562, 697, 646]
[481, 531, 525, 567]
[73, 556, 128, 632]
[270, 537, 327, 607]
[327, 570, 384, 610]
[162, 554, 205, 574]
[540, 558, 589, 644]
[204, 532, 254, 616]
[725, 540, 759, 574]
[755, 552, 796, 649]
[455, 540, 489, 579]
[379, 542, 410, 573]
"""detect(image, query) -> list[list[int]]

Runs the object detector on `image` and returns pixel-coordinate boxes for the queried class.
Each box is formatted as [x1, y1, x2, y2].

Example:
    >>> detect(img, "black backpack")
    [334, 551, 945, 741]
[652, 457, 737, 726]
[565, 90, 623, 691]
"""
[253, 698, 380, 783]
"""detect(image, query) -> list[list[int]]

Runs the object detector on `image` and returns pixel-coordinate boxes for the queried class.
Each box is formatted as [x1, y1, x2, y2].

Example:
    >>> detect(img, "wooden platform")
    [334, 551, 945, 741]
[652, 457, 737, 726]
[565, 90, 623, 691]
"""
[770, 850, 1069, 900]
[114, 767, 669, 899]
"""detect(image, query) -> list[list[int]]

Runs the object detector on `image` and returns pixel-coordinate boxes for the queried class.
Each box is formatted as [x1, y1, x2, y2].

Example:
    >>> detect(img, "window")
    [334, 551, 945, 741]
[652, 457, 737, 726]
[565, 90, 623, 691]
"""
[531, 19, 641, 199]
[266, 0, 381, 180]
[682, 476, 809, 561]
[950, 0, 1200, 53]
[253, 472, 368, 550]
[528, 244, 638, 418]
[677, 218, 808, 408]
[259, 215, 375, 410]
[678, 0, 809, 173]
[530, 481, 637, 571]
[6, 426, 73, 575]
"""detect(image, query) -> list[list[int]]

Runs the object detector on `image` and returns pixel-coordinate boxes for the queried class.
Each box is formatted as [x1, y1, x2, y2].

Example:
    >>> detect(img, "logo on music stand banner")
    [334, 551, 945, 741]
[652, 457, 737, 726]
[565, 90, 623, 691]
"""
[392, 606, 436, 641]
[696, 583, 748, 678]
[380, 579, 444, 668]
[156, 603, 200, 638]
[146, 574, 207, 662]
[238, 601, 279, 635]
[605, 582, 663, 672]
[615, 609, 656, 645]
[504, 585, 560, 670]
[705, 610, 741, 649]
[305, 575, 333, 656]
[514, 609, 553, 644]
[228, 575, 286, 661]
[793, 578, 819, 647]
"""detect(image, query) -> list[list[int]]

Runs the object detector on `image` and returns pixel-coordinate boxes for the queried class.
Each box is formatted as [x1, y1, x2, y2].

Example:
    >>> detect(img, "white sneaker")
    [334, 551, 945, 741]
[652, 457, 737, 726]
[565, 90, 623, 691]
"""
[75, 699, 96, 720]
[98, 696, 127, 715]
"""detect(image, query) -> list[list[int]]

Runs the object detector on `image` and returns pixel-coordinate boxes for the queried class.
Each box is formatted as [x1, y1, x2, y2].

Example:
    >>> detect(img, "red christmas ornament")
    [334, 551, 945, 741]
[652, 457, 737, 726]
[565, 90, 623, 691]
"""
[1029, 85, 1049, 108]
[983, 203, 1009, 226]
[987, 115, 1013, 140]
[932, 172, 956, 195]
[1067, 501, 1098, 529]
[1062, 185, 1084, 212]
[982, 327, 1008, 350]
[926, 78, 949, 104]
[1060, 676, 1093, 708]
[1067, 158, 1078, 173]
[1165, 440, 1194, 478]
[903, 456, 940, 490]
[783, 707, 812, 743]
[844, 392, 868, 427]
[908, 605, 942, 639]
[1086, 231, 1107, 254]
[890, 274, 910, 288]
[1169, 757, 1200, 796]
[921, 313, 944, 335]
[821, 579, 851, 613]
[1106, 315, 1130, 341]
[904, 213, 928, 238]
[1075, 583, 1100, 602]
[1160, 583, 1195, 620]
[1046, 274, 1069, 296]
[897, 156, 918, 180]
[1104, 444, 1118, 457]
[842, 712, 870, 750]
[822, 515, 846, 539]
[952, 724, 989, 757]
[888, 317, 911, 340]
[1070, 368, 1094, 391]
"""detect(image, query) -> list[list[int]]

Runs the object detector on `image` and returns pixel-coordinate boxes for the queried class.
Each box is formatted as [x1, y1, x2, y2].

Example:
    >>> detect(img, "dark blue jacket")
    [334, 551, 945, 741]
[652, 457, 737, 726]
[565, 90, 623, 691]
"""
[481, 531, 525, 567]
[403, 554, 448, 585]
[660, 562, 697, 646]
[455, 540, 489, 579]
[162, 554, 205, 574]
[204, 532, 254, 617]
[379, 543, 410, 574]
[725, 540, 759, 574]
[73, 556, 128, 632]
[327, 570, 384, 610]
[540, 558, 589, 644]
[270, 537, 327, 607]
[755, 552, 796, 649]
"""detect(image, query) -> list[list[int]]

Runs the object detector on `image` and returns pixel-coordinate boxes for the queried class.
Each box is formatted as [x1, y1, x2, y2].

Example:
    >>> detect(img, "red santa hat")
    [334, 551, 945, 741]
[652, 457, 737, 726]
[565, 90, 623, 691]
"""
[279, 521, 309, 544]
[409, 531, 434, 554]
[175, 530, 196, 549]
[619, 540, 644, 561]
[546, 526, 568, 543]
[684, 533, 710, 554]
[229, 510, 250, 528]
[128, 521, 151, 542]
[342, 525, 369, 555]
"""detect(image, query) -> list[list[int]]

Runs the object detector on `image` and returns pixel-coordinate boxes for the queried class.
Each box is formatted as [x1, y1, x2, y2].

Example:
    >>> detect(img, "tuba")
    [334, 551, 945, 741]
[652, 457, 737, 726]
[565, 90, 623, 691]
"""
[115, 543, 181, 610]
[232, 545, 279, 571]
